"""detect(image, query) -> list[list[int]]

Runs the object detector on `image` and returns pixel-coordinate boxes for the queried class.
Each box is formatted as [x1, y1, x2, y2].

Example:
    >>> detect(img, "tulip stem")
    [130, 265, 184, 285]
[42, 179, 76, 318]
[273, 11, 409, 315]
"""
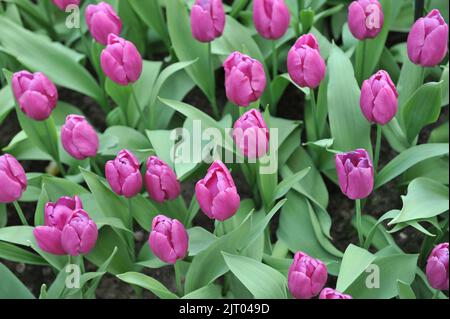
[355, 199, 364, 247]
[373, 124, 382, 173]
[307, 89, 318, 141]
[271, 41, 278, 80]
[13, 201, 28, 226]
[207, 42, 220, 119]
[131, 86, 146, 130]
[356, 40, 366, 85]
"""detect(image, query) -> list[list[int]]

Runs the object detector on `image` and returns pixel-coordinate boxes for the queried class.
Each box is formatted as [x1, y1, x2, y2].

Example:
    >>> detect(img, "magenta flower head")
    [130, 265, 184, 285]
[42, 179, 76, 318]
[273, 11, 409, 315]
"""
[100, 34, 143, 86]
[288, 252, 328, 299]
[287, 34, 326, 89]
[253, 0, 291, 40]
[149, 215, 189, 264]
[426, 243, 449, 291]
[360, 70, 398, 125]
[319, 288, 353, 299]
[190, 0, 225, 43]
[348, 0, 384, 40]
[12, 71, 58, 121]
[85, 2, 122, 46]
[61, 210, 98, 256]
[105, 149, 143, 198]
[61, 115, 99, 160]
[195, 160, 240, 221]
[407, 9, 449, 67]
[44, 195, 83, 230]
[223, 52, 267, 107]
[335, 149, 374, 200]
[233, 109, 269, 159]
[145, 156, 181, 203]
[0, 154, 27, 203]
[52, 0, 80, 10]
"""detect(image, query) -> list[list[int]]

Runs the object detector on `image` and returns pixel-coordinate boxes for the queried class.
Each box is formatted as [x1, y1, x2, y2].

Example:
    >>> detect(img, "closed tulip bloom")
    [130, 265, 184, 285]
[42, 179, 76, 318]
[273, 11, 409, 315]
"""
[195, 161, 240, 221]
[287, 34, 326, 89]
[44, 195, 83, 230]
[233, 109, 269, 158]
[52, 0, 80, 10]
[100, 34, 143, 86]
[348, 0, 384, 40]
[61, 209, 98, 256]
[223, 52, 266, 107]
[335, 149, 374, 200]
[319, 288, 353, 299]
[145, 156, 180, 203]
[105, 149, 142, 198]
[149, 215, 188, 264]
[360, 70, 398, 125]
[288, 252, 328, 299]
[426, 243, 449, 291]
[33, 226, 66, 255]
[190, 0, 225, 42]
[86, 2, 122, 45]
[0, 154, 27, 203]
[253, 0, 291, 40]
[12, 71, 58, 121]
[61, 115, 99, 160]
[407, 9, 449, 67]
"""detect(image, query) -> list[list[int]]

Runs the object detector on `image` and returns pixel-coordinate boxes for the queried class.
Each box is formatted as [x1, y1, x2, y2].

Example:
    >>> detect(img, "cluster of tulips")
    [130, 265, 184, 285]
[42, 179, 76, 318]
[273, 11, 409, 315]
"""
[0, 0, 448, 299]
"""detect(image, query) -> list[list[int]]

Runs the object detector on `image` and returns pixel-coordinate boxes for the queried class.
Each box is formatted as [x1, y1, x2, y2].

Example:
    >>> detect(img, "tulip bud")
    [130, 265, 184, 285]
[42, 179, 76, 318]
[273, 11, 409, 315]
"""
[61, 115, 99, 160]
[407, 9, 449, 67]
[195, 160, 240, 221]
[288, 252, 328, 299]
[45, 195, 83, 230]
[426, 243, 449, 291]
[348, 0, 384, 40]
[86, 2, 122, 46]
[287, 34, 326, 89]
[233, 109, 269, 158]
[223, 52, 267, 107]
[319, 288, 353, 299]
[12, 71, 58, 121]
[335, 149, 374, 200]
[100, 34, 143, 86]
[144, 156, 180, 203]
[52, 0, 80, 10]
[33, 226, 66, 255]
[0, 154, 27, 203]
[253, 0, 291, 40]
[190, 0, 225, 43]
[105, 149, 143, 198]
[149, 215, 189, 264]
[61, 209, 98, 256]
[360, 70, 398, 125]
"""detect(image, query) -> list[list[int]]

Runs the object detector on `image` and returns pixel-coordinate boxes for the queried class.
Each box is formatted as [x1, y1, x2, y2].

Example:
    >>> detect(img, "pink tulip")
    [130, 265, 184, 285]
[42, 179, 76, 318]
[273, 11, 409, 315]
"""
[145, 156, 180, 203]
[407, 9, 449, 67]
[190, 0, 225, 42]
[253, 0, 291, 40]
[360, 70, 398, 125]
[61, 209, 98, 256]
[288, 252, 328, 299]
[0, 154, 27, 203]
[100, 34, 143, 86]
[52, 0, 80, 10]
[335, 149, 374, 200]
[61, 115, 99, 160]
[233, 109, 269, 158]
[33, 226, 66, 255]
[195, 160, 240, 221]
[105, 149, 142, 198]
[426, 243, 449, 291]
[86, 2, 122, 46]
[44, 195, 83, 230]
[287, 34, 326, 89]
[149, 215, 188, 264]
[12, 71, 58, 121]
[223, 52, 266, 107]
[319, 288, 353, 299]
[348, 0, 384, 40]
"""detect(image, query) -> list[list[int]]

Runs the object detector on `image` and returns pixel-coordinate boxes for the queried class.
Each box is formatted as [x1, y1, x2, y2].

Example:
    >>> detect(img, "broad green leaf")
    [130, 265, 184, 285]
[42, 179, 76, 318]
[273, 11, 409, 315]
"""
[0, 85, 13, 124]
[272, 167, 310, 201]
[0, 262, 34, 299]
[187, 227, 217, 256]
[397, 58, 424, 109]
[222, 253, 287, 299]
[99, 126, 152, 161]
[182, 284, 222, 299]
[117, 272, 178, 299]
[84, 247, 118, 299]
[0, 241, 47, 266]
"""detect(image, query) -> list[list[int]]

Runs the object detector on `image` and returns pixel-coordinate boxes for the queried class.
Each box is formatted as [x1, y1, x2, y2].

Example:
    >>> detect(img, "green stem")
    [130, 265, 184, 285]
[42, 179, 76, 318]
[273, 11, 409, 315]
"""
[207, 42, 220, 119]
[374, 124, 382, 173]
[13, 201, 28, 225]
[355, 199, 364, 247]
[45, 120, 66, 176]
[307, 89, 318, 141]
[131, 85, 146, 130]
[356, 40, 366, 85]
[43, 0, 57, 39]
[271, 40, 278, 80]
